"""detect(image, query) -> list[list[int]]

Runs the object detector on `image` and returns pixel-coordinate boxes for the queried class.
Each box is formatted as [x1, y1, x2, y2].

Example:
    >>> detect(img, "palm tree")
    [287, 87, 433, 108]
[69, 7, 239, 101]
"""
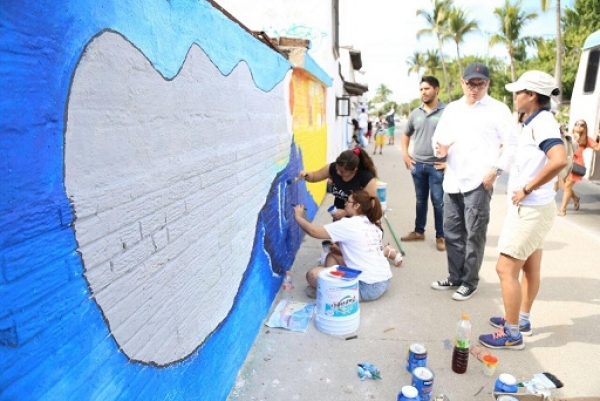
[446, 7, 479, 77]
[490, 0, 539, 86]
[423, 50, 441, 76]
[540, 0, 563, 101]
[417, 0, 454, 101]
[406, 51, 426, 77]
[372, 84, 393, 104]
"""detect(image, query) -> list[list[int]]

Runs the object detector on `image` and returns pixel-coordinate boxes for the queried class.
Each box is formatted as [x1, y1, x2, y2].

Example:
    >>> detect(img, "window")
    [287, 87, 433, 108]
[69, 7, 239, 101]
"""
[584, 49, 600, 94]
[336, 97, 350, 117]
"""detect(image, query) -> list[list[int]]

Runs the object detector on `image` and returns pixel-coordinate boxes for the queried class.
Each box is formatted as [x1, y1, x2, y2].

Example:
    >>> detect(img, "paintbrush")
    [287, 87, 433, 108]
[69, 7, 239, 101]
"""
[287, 173, 308, 184]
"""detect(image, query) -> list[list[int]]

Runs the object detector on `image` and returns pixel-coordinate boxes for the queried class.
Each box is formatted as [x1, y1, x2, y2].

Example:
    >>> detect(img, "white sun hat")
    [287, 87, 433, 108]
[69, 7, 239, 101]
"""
[505, 70, 558, 97]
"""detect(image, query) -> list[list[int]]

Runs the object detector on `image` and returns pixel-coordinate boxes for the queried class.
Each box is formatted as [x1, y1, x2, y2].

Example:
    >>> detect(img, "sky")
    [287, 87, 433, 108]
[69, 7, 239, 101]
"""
[339, 0, 574, 103]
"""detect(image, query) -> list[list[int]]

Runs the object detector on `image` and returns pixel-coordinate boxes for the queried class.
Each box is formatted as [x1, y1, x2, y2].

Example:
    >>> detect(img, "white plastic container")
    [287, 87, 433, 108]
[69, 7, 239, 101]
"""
[314, 267, 360, 335]
[376, 181, 387, 210]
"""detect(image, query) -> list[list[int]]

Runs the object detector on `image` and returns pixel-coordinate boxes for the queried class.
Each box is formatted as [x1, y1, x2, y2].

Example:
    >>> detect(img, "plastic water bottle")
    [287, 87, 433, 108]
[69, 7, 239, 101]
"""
[282, 272, 293, 301]
[451, 313, 471, 374]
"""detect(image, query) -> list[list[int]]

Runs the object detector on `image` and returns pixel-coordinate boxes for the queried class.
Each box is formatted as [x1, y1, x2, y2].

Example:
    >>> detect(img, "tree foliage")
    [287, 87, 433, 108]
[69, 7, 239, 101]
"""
[395, 0, 600, 112]
[490, 0, 539, 84]
[417, 0, 455, 100]
[445, 6, 479, 77]
[368, 84, 397, 117]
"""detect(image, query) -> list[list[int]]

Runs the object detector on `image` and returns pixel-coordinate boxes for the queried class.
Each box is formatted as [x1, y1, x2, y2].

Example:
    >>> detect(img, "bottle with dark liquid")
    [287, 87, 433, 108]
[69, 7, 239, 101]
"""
[451, 313, 471, 374]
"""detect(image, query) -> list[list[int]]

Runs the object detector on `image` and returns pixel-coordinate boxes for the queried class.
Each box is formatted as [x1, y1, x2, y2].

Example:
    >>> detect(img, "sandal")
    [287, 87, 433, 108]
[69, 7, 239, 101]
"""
[574, 196, 580, 211]
[384, 245, 403, 267]
[558, 209, 566, 216]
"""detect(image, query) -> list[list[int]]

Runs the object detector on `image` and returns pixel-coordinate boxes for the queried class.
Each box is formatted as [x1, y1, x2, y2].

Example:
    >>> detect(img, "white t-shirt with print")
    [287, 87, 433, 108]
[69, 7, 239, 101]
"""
[324, 215, 392, 284]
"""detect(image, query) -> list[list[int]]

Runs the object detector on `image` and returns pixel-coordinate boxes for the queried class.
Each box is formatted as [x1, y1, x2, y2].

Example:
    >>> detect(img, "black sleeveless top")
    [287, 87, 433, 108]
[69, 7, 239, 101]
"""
[328, 163, 375, 209]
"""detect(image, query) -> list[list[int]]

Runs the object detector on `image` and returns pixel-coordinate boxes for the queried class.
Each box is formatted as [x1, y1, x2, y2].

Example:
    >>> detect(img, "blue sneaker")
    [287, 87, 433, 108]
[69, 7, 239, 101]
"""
[479, 326, 525, 350]
[489, 316, 532, 336]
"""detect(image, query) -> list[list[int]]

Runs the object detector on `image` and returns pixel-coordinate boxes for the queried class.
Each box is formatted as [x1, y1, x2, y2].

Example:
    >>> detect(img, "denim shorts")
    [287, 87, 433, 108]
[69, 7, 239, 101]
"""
[359, 279, 390, 301]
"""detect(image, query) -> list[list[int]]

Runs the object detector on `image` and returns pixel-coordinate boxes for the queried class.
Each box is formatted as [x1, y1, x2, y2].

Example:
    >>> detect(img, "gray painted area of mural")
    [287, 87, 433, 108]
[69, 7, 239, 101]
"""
[65, 32, 291, 365]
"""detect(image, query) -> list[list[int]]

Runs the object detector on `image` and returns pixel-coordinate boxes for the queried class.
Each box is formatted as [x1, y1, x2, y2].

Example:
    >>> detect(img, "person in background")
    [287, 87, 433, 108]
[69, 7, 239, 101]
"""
[350, 118, 360, 147]
[298, 148, 378, 220]
[386, 107, 396, 145]
[294, 190, 393, 300]
[479, 70, 567, 349]
[558, 119, 600, 216]
[358, 108, 369, 147]
[430, 62, 518, 301]
[373, 121, 387, 155]
[366, 120, 373, 144]
[401, 75, 447, 251]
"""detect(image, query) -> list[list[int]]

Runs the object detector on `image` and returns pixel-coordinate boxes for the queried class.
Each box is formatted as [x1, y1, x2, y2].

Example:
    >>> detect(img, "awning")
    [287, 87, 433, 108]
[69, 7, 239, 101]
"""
[343, 81, 369, 96]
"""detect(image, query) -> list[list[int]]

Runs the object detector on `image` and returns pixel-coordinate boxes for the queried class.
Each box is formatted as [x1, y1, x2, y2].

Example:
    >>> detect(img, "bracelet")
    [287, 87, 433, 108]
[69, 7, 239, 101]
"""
[523, 185, 532, 195]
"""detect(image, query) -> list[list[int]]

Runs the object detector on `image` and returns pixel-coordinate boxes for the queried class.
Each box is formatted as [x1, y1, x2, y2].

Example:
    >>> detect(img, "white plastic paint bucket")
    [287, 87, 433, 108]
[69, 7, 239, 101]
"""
[377, 181, 387, 210]
[315, 267, 360, 335]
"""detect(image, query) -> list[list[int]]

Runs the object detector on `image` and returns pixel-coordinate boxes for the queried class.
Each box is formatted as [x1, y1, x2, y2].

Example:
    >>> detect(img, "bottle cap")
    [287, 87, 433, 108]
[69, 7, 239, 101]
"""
[482, 354, 498, 364]
[462, 313, 469, 320]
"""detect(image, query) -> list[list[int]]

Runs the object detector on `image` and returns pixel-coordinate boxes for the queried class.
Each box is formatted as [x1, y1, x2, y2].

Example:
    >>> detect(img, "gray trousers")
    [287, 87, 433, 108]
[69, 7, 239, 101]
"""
[443, 184, 492, 289]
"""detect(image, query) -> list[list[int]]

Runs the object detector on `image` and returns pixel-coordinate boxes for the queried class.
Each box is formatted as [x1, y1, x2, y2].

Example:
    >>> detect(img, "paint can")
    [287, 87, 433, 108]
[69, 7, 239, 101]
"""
[397, 385, 419, 401]
[494, 373, 518, 393]
[376, 181, 387, 210]
[406, 343, 428, 373]
[411, 366, 434, 401]
[314, 267, 360, 335]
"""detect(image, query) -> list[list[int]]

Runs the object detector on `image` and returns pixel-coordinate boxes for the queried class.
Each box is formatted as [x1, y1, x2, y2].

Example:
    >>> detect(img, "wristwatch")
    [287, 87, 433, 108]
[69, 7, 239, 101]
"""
[493, 167, 503, 176]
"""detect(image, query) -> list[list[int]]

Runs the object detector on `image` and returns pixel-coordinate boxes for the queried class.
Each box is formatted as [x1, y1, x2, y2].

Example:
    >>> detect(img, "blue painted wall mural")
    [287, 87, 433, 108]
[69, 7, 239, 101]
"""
[0, 0, 320, 399]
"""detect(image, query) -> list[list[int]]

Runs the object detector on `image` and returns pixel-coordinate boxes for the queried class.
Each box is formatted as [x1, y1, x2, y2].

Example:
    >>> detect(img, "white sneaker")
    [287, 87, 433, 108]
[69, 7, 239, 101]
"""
[430, 279, 459, 291]
[452, 285, 478, 301]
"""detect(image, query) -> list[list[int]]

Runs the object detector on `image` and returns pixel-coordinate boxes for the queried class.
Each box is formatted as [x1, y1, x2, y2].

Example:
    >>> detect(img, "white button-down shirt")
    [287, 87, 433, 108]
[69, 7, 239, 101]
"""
[432, 94, 518, 194]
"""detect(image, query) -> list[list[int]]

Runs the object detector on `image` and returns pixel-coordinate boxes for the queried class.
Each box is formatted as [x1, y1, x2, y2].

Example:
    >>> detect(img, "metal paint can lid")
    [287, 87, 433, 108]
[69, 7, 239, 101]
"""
[496, 396, 519, 401]
[413, 366, 434, 380]
[400, 385, 419, 398]
[409, 343, 427, 354]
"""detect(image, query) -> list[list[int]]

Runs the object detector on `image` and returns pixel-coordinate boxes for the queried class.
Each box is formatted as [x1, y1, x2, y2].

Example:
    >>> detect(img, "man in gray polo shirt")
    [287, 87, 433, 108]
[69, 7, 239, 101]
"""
[401, 76, 446, 251]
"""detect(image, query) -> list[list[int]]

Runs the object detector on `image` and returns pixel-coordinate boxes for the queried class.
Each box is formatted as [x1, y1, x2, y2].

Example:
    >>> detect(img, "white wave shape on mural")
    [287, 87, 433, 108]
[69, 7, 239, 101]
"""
[65, 32, 291, 365]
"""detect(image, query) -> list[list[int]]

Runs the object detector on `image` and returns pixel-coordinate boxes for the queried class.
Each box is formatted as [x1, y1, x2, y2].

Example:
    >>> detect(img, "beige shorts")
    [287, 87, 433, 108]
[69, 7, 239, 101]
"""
[497, 201, 556, 260]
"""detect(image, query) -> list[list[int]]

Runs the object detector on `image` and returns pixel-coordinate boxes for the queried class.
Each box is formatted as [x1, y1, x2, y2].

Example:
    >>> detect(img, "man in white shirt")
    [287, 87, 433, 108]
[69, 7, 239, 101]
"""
[430, 62, 518, 301]
[358, 108, 369, 147]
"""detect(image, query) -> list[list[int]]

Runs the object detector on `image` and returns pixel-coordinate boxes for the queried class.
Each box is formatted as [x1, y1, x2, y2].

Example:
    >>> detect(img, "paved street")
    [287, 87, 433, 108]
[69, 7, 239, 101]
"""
[229, 134, 600, 400]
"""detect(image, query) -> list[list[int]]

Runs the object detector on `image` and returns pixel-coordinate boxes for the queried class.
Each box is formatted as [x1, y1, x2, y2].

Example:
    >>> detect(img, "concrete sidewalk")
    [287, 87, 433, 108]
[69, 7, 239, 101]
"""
[229, 142, 600, 400]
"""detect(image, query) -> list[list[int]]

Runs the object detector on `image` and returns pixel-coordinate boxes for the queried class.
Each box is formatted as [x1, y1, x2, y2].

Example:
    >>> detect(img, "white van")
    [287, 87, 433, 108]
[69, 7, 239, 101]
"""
[569, 30, 600, 181]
